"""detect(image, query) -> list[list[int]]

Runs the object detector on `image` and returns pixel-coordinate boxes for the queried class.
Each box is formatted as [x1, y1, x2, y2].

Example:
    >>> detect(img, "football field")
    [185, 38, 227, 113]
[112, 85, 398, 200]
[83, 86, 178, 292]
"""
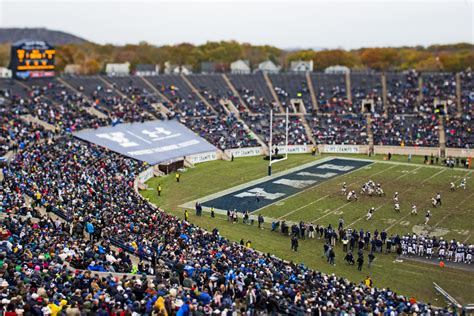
[142, 153, 474, 304]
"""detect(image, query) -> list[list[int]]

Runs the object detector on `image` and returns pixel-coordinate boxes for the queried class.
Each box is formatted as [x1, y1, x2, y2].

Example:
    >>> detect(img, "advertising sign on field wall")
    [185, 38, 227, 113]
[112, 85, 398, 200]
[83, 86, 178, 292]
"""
[322, 145, 360, 154]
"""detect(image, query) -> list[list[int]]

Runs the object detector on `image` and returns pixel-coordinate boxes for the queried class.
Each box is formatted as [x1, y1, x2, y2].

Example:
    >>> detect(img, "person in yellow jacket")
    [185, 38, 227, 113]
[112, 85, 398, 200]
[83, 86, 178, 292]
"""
[154, 296, 168, 316]
[364, 276, 373, 288]
[48, 299, 67, 316]
[176, 172, 181, 182]
[184, 210, 189, 222]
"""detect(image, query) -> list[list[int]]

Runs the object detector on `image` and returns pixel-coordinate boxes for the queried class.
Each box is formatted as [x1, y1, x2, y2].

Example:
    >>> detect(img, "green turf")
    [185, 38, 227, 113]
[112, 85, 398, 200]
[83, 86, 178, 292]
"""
[141, 154, 474, 305]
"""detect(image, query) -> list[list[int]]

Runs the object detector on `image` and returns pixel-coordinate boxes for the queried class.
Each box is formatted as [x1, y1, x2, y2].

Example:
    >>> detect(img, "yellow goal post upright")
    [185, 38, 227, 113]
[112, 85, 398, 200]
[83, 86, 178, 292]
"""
[268, 107, 289, 176]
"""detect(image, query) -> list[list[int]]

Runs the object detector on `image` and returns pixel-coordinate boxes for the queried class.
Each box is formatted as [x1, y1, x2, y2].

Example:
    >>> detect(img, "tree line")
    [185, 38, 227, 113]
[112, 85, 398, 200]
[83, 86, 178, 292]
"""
[0, 41, 472, 74]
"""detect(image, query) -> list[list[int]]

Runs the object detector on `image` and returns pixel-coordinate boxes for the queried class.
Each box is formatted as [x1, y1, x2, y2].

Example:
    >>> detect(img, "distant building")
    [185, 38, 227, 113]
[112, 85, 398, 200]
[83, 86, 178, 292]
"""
[135, 64, 160, 76]
[255, 60, 280, 74]
[201, 62, 217, 74]
[325, 65, 350, 74]
[164, 62, 192, 75]
[105, 62, 130, 76]
[64, 64, 82, 75]
[230, 60, 251, 74]
[179, 65, 193, 75]
[0, 67, 12, 78]
[163, 62, 175, 75]
[290, 60, 313, 73]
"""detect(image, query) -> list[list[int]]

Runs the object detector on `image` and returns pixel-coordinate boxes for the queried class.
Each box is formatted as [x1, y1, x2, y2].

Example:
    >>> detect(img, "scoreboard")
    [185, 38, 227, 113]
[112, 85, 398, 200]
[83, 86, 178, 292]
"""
[9, 40, 56, 79]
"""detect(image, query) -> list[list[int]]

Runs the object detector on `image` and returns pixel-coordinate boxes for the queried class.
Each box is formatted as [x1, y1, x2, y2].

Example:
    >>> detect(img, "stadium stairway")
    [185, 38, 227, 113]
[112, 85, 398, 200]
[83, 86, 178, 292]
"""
[56, 77, 109, 119]
[218, 99, 236, 116]
[20, 114, 55, 131]
[181, 74, 218, 114]
[455, 73, 462, 117]
[263, 72, 285, 113]
[100, 76, 158, 119]
[221, 74, 251, 112]
[138, 76, 174, 105]
[305, 72, 319, 113]
[381, 73, 388, 116]
[345, 72, 352, 104]
[99, 76, 129, 99]
[439, 116, 446, 156]
[300, 114, 317, 146]
[366, 114, 374, 150]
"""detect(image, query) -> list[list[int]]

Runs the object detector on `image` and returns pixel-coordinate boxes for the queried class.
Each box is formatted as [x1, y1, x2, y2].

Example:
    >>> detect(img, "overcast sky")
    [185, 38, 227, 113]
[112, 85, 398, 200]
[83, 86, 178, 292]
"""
[0, 0, 472, 49]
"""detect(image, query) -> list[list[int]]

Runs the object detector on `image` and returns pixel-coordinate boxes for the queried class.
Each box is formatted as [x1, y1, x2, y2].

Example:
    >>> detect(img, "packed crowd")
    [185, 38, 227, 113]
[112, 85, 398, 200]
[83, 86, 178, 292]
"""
[0, 135, 446, 314]
[371, 114, 440, 147]
[307, 114, 369, 145]
[1, 70, 472, 155]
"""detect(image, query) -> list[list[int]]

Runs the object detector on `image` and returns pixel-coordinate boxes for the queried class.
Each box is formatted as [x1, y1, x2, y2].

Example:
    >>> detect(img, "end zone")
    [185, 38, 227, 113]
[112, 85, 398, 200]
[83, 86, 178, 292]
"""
[181, 157, 373, 213]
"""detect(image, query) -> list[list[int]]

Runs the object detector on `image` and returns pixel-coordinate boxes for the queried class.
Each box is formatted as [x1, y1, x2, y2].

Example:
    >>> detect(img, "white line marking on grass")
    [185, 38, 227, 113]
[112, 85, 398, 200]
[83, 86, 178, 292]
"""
[433, 192, 474, 228]
[384, 168, 450, 231]
[346, 166, 424, 228]
[463, 233, 472, 244]
[394, 268, 423, 276]
[307, 165, 399, 223]
[257, 161, 379, 216]
[277, 194, 329, 219]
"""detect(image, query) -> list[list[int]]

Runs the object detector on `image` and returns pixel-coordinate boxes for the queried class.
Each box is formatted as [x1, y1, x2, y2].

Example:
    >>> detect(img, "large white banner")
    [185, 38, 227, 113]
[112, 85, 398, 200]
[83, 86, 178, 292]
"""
[322, 145, 360, 154]
[74, 120, 217, 165]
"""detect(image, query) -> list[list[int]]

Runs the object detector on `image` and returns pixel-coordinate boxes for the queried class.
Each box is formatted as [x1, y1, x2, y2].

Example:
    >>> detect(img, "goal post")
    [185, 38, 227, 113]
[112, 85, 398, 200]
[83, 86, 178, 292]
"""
[268, 107, 289, 176]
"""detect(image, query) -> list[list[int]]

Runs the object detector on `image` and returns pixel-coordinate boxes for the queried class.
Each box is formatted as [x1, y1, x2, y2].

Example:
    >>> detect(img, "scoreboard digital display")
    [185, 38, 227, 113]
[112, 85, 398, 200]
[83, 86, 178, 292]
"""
[9, 40, 55, 79]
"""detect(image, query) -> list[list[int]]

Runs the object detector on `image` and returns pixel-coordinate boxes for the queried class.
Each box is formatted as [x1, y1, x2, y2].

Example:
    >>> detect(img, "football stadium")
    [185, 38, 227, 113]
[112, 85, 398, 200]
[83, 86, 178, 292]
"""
[0, 0, 473, 314]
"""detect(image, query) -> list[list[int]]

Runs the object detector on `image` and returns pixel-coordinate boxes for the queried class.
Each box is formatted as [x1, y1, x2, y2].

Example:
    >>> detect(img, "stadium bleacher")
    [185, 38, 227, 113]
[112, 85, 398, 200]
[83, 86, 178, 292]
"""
[0, 70, 473, 314]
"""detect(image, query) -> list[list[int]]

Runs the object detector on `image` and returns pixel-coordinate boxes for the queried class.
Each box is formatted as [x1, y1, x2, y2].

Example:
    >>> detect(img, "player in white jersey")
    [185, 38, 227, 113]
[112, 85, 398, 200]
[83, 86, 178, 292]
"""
[424, 210, 431, 225]
[431, 197, 438, 208]
[366, 207, 375, 220]
[458, 178, 467, 190]
[450, 182, 456, 191]
[436, 193, 442, 206]
[447, 242, 455, 261]
[411, 204, 418, 215]
[393, 192, 399, 204]
[347, 190, 357, 202]
[394, 202, 400, 213]
[417, 239, 425, 256]
[426, 240, 433, 259]
[466, 246, 472, 264]
[341, 182, 347, 195]
[376, 184, 385, 197]
[455, 243, 465, 263]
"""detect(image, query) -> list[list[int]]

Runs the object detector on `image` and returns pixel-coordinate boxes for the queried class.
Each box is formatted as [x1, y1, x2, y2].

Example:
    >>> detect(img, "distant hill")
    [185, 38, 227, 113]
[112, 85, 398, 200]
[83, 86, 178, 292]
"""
[0, 28, 89, 45]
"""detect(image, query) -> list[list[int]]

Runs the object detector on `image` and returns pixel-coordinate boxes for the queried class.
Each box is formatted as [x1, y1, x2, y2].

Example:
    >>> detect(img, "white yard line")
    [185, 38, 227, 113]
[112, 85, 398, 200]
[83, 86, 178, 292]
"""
[433, 191, 474, 228]
[308, 165, 400, 223]
[463, 233, 472, 244]
[278, 194, 329, 220]
[384, 168, 450, 231]
[180, 156, 335, 209]
[346, 166, 425, 228]
[280, 164, 398, 220]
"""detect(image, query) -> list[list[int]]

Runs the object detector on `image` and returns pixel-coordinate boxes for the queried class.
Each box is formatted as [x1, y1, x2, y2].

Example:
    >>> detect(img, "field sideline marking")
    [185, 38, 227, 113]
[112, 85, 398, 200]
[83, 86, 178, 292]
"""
[311, 165, 421, 225]
[384, 168, 451, 231]
[346, 166, 424, 228]
[180, 156, 335, 209]
[279, 164, 398, 220]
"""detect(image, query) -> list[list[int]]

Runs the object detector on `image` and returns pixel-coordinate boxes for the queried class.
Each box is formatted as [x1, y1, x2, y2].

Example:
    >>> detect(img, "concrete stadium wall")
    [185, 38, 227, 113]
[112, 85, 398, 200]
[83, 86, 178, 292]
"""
[445, 148, 474, 158]
[373, 146, 441, 157]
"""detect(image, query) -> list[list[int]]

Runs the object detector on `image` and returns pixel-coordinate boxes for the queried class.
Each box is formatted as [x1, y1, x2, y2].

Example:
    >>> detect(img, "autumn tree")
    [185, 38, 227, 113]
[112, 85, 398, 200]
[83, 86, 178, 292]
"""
[360, 48, 400, 71]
